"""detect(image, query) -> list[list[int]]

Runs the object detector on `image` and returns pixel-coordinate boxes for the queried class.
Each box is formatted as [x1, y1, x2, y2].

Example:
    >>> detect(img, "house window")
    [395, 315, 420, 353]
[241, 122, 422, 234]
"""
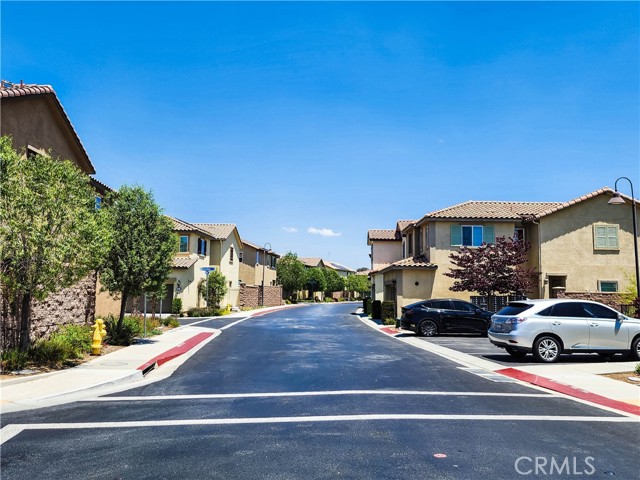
[95, 196, 102, 210]
[594, 225, 619, 250]
[598, 281, 618, 293]
[197, 238, 207, 256]
[271, 256, 277, 268]
[514, 228, 525, 242]
[256, 251, 261, 265]
[408, 233, 413, 255]
[239, 251, 243, 263]
[230, 246, 234, 264]
[179, 235, 189, 253]
[416, 227, 423, 254]
[451, 225, 495, 247]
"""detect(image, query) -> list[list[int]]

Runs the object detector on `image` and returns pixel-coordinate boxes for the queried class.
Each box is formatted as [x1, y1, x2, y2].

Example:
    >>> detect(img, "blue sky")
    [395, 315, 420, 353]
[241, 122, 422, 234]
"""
[2, 1, 638, 269]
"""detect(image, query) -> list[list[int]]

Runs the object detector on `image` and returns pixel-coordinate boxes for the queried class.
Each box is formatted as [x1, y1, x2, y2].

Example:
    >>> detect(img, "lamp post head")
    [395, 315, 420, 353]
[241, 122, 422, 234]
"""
[608, 192, 626, 206]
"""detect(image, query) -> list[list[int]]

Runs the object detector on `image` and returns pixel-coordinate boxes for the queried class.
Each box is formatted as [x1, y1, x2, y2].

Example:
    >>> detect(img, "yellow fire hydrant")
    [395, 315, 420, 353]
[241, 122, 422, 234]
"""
[91, 318, 107, 355]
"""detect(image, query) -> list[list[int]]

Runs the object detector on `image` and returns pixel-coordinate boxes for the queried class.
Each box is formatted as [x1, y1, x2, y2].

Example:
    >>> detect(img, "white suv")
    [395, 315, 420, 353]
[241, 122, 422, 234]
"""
[488, 299, 640, 363]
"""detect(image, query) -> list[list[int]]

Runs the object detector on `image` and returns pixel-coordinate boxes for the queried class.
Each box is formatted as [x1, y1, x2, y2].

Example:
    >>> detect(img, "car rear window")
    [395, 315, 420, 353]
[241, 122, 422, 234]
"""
[495, 303, 533, 316]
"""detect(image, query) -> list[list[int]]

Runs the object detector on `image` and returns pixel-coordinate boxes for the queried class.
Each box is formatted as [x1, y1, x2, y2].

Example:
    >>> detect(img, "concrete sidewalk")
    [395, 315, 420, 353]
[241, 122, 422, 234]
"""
[357, 310, 640, 416]
[0, 304, 301, 413]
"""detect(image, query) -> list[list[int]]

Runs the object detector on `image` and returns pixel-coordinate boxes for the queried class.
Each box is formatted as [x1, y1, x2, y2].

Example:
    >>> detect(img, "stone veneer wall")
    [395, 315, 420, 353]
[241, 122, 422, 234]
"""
[1, 272, 97, 350]
[556, 291, 625, 310]
[239, 285, 283, 309]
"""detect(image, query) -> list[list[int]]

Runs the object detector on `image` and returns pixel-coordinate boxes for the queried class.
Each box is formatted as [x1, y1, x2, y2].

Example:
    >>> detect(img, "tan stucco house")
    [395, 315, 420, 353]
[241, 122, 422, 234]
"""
[1, 81, 112, 346]
[192, 223, 243, 308]
[371, 188, 639, 317]
[239, 240, 279, 288]
[367, 220, 413, 302]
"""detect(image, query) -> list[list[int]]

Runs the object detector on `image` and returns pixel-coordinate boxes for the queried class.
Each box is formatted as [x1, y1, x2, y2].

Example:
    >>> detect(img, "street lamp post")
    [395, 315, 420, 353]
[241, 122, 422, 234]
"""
[261, 243, 272, 306]
[608, 177, 639, 298]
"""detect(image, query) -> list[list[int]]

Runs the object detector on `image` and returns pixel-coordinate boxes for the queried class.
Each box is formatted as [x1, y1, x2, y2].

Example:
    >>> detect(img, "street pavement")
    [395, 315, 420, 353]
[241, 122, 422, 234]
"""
[1, 302, 639, 479]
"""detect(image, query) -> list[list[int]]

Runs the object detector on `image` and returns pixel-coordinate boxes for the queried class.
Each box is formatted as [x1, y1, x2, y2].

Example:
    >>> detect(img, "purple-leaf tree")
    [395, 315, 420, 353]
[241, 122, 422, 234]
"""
[444, 236, 537, 297]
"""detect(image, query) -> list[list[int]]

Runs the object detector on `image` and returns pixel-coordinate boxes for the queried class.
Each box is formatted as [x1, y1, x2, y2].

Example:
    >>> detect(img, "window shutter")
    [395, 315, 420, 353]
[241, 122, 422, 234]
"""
[483, 225, 495, 244]
[607, 226, 618, 248]
[451, 225, 462, 246]
[594, 226, 607, 249]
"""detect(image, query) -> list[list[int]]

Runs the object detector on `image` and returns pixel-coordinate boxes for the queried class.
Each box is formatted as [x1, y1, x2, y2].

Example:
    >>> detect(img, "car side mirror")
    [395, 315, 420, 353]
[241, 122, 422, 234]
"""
[617, 314, 625, 322]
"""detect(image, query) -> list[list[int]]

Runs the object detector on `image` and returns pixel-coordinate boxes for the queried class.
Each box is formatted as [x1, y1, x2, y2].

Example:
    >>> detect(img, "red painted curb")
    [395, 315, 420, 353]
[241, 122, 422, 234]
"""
[137, 332, 214, 371]
[497, 367, 640, 416]
[380, 327, 400, 336]
[249, 304, 306, 317]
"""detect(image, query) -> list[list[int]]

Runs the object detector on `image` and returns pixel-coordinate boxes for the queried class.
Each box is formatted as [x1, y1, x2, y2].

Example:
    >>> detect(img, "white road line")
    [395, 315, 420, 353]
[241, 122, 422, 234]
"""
[2, 414, 636, 444]
[83, 390, 553, 402]
[220, 317, 251, 330]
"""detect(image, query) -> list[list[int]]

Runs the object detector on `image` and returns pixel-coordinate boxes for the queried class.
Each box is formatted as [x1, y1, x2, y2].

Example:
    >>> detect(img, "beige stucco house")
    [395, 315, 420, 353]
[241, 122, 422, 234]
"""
[193, 223, 243, 308]
[1, 81, 112, 346]
[371, 188, 639, 318]
[239, 240, 279, 288]
[367, 220, 413, 302]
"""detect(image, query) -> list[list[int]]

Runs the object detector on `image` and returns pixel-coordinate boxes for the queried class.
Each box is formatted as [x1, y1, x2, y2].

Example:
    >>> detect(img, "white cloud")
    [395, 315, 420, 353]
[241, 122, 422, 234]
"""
[282, 227, 298, 233]
[307, 227, 341, 237]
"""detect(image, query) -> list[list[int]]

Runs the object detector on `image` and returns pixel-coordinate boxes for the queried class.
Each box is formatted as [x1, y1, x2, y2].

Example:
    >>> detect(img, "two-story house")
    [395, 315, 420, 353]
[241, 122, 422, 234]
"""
[239, 240, 279, 288]
[1, 81, 112, 344]
[367, 220, 413, 302]
[167, 218, 219, 311]
[374, 188, 639, 318]
[238, 240, 282, 308]
[193, 223, 243, 308]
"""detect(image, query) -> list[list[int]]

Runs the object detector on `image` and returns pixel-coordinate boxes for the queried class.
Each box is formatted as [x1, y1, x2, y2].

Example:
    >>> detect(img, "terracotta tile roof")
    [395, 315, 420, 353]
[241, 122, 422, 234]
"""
[378, 255, 438, 274]
[172, 256, 198, 269]
[299, 257, 324, 268]
[397, 220, 415, 233]
[368, 220, 416, 242]
[193, 223, 237, 240]
[0, 81, 96, 174]
[418, 200, 564, 222]
[168, 217, 213, 237]
[89, 177, 114, 194]
[527, 187, 637, 219]
[368, 229, 396, 241]
[242, 239, 280, 257]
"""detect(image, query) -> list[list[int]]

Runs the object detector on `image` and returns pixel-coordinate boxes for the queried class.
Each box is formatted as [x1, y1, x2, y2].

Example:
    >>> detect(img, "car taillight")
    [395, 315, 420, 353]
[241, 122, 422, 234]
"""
[505, 317, 526, 325]
[404, 310, 412, 317]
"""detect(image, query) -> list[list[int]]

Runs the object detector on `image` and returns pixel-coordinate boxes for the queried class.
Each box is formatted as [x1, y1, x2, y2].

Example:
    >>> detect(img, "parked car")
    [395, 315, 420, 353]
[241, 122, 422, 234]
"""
[488, 299, 640, 363]
[400, 299, 493, 336]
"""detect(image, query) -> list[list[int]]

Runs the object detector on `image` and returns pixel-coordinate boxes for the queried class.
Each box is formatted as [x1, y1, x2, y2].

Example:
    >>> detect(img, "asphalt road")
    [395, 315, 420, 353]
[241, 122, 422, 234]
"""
[1, 303, 638, 479]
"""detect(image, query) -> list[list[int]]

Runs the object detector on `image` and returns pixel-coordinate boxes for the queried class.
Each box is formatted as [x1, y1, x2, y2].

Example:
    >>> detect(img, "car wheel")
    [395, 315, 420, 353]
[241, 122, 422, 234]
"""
[505, 347, 527, 359]
[418, 320, 438, 337]
[533, 336, 561, 363]
[630, 336, 640, 361]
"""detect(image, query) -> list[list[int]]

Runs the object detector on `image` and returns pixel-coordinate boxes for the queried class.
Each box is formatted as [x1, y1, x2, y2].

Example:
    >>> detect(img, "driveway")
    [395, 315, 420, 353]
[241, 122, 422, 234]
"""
[408, 332, 634, 367]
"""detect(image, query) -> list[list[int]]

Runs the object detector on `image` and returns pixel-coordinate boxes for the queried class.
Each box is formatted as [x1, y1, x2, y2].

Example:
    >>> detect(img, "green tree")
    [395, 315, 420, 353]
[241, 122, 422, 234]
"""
[324, 268, 345, 296]
[99, 185, 178, 330]
[276, 252, 306, 299]
[0, 136, 108, 350]
[345, 274, 371, 298]
[305, 268, 327, 299]
[197, 270, 228, 308]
